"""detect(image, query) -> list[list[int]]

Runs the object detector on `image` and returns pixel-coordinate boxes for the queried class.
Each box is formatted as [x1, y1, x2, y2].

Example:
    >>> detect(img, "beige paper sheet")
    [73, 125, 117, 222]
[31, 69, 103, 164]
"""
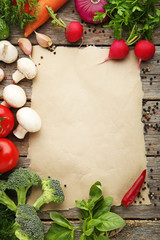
[28, 46, 150, 209]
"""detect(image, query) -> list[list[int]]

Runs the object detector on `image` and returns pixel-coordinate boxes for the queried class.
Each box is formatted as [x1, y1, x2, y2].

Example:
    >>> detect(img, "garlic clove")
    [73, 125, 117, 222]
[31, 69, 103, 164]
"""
[35, 31, 52, 48]
[0, 68, 5, 82]
[18, 38, 32, 56]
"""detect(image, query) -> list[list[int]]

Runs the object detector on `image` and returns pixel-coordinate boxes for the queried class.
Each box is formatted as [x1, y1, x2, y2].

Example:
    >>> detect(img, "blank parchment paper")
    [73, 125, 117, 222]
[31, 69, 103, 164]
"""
[28, 46, 150, 209]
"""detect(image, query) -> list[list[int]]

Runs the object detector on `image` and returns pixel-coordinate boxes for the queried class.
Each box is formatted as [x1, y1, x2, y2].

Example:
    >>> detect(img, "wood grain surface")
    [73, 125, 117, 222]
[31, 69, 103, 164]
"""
[0, 0, 160, 239]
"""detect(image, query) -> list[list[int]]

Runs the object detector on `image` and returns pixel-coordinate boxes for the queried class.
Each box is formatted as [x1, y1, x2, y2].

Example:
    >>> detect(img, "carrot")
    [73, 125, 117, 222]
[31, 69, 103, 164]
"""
[24, 0, 69, 37]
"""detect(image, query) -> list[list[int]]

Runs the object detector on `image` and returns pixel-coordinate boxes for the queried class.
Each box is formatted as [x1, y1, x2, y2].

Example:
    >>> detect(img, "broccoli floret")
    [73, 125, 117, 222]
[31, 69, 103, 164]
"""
[0, 180, 17, 212]
[33, 178, 64, 211]
[14, 204, 44, 240]
[7, 168, 41, 205]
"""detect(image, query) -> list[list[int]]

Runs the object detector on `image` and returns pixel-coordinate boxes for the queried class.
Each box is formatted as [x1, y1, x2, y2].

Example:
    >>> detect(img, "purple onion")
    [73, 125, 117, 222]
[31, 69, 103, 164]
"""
[75, 0, 109, 24]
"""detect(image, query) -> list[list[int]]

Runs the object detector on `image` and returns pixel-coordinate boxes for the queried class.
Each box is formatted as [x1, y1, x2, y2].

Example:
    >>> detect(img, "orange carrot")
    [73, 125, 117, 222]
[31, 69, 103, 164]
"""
[24, 0, 69, 37]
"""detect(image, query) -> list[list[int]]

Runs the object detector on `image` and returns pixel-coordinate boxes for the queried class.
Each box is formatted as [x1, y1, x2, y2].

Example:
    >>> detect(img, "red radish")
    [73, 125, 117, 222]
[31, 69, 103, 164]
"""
[134, 40, 155, 68]
[65, 22, 83, 43]
[104, 39, 129, 62]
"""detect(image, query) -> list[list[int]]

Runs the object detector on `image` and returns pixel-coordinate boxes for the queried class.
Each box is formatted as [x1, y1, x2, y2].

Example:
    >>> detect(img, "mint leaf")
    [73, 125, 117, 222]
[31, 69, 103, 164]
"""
[45, 223, 74, 240]
[96, 212, 126, 232]
[50, 212, 73, 230]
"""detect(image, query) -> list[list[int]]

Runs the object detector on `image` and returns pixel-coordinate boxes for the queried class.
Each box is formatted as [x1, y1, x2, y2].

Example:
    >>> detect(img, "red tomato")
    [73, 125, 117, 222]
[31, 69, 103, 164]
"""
[0, 138, 19, 173]
[0, 105, 14, 138]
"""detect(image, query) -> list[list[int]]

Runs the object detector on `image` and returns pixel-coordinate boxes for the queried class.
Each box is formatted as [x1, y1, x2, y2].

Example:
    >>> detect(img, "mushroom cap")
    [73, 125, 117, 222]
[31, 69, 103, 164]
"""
[3, 84, 26, 108]
[17, 57, 37, 79]
[0, 40, 18, 63]
[16, 107, 41, 132]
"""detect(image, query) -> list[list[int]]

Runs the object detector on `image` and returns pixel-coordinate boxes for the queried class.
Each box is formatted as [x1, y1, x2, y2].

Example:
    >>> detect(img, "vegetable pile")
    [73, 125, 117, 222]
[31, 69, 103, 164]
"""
[94, 0, 160, 45]
[0, 168, 65, 240]
[93, 0, 160, 64]
[46, 181, 126, 240]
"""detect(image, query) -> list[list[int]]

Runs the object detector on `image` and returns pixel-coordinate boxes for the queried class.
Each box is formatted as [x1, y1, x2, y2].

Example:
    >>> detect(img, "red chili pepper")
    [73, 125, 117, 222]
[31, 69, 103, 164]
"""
[122, 169, 146, 207]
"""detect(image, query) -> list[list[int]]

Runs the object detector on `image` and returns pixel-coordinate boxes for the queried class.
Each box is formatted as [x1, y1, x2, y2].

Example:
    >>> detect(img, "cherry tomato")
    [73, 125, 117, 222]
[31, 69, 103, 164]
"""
[0, 138, 19, 173]
[0, 105, 14, 138]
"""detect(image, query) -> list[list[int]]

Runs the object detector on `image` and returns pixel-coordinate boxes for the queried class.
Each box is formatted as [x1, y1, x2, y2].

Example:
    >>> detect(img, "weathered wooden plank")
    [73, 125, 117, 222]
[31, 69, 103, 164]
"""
[43, 220, 160, 239]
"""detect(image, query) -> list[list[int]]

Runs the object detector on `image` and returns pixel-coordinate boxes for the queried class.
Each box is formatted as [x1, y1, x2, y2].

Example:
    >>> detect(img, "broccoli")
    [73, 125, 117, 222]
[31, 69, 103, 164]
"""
[0, 180, 17, 212]
[7, 168, 41, 205]
[14, 204, 44, 240]
[33, 178, 64, 211]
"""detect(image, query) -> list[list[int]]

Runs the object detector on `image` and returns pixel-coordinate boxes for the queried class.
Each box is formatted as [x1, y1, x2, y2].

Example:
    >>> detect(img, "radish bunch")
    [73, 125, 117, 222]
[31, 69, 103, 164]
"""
[104, 39, 155, 67]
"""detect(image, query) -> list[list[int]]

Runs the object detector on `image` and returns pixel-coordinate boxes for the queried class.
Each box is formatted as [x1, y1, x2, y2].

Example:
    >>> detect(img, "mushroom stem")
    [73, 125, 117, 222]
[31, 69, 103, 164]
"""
[1, 101, 10, 108]
[13, 124, 28, 139]
[12, 70, 25, 84]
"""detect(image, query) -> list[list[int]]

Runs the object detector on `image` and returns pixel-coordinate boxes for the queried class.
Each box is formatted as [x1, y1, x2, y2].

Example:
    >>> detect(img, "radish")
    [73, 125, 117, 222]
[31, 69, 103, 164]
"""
[134, 40, 155, 68]
[104, 39, 129, 62]
[65, 21, 83, 43]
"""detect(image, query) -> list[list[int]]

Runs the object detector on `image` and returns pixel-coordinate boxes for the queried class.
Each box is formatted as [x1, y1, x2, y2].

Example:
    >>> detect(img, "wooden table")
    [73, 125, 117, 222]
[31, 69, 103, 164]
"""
[0, 0, 160, 239]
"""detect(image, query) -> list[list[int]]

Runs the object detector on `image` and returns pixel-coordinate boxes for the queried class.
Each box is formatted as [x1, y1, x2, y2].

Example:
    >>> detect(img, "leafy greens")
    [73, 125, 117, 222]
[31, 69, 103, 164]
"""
[94, 0, 160, 45]
[45, 181, 126, 240]
[0, 0, 39, 29]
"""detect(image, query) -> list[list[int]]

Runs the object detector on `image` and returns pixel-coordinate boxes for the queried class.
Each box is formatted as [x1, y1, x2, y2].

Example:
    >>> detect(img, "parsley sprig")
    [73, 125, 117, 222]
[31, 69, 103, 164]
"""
[0, 0, 39, 29]
[94, 0, 160, 45]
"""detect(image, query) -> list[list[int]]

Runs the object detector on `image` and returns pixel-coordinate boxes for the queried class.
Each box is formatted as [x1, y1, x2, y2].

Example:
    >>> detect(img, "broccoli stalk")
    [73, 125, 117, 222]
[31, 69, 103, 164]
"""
[33, 178, 64, 211]
[7, 168, 41, 205]
[0, 181, 17, 212]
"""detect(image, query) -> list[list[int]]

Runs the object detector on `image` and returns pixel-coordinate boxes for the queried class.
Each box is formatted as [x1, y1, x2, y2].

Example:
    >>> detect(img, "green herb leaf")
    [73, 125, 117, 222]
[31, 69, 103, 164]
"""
[88, 181, 103, 210]
[75, 199, 89, 211]
[0, 0, 39, 29]
[96, 212, 126, 232]
[45, 223, 74, 240]
[94, 0, 160, 44]
[93, 197, 113, 219]
[50, 212, 73, 230]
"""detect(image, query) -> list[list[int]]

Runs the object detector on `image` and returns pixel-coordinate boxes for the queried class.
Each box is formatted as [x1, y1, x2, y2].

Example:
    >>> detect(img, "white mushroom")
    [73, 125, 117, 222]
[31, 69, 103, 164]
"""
[0, 40, 18, 63]
[0, 68, 5, 82]
[12, 57, 37, 83]
[1, 84, 26, 108]
[13, 107, 41, 139]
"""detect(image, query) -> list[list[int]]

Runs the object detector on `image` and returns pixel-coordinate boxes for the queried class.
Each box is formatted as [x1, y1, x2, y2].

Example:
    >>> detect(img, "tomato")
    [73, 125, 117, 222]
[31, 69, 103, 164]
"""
[0, 138, 19, 173]
[0, 105, 14, 138]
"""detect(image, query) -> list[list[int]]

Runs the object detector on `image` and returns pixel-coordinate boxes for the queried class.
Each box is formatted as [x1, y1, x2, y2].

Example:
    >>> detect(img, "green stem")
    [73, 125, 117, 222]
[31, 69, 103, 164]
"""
[46, 5, 66, 29]
[0, 193, 17, 212]
[17, 187, 28, 205]
[33, 195, 44, 211]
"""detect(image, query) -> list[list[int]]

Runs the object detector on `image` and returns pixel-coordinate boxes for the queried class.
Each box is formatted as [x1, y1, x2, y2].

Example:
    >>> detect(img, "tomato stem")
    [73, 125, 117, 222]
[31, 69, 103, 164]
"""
[0, 117, 8, 134]
[0, 117, 7, 123]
